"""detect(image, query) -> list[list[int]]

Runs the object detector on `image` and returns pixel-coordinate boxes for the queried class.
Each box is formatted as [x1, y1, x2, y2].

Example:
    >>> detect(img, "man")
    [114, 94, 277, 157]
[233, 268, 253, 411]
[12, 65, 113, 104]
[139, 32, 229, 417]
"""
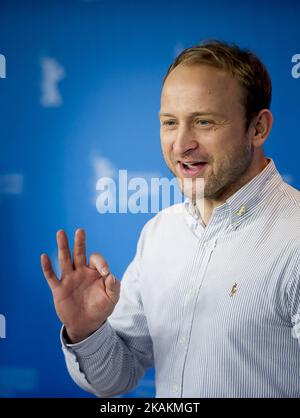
[41, 40, 300, 398]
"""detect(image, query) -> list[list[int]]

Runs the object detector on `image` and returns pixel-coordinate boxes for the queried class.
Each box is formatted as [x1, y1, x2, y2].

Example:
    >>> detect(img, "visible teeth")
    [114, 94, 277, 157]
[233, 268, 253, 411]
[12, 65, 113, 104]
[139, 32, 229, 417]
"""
[183, 162, 204, 168]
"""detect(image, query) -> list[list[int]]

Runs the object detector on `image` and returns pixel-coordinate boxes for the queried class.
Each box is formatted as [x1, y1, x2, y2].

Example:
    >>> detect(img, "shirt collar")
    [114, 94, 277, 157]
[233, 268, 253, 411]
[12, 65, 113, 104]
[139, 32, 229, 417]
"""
[184, 158, 283, 227]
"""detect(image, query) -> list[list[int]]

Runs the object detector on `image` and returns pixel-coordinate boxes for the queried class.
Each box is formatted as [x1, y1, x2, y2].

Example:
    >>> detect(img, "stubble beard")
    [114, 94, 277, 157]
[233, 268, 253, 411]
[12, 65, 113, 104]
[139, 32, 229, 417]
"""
[166, 136, 254, 202]
[203, 138, 254, 200]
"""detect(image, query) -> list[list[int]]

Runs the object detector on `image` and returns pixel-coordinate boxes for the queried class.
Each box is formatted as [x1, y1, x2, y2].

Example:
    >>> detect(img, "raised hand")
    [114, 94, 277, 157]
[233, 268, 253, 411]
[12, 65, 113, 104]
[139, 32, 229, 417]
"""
[41, 229, 120, 343]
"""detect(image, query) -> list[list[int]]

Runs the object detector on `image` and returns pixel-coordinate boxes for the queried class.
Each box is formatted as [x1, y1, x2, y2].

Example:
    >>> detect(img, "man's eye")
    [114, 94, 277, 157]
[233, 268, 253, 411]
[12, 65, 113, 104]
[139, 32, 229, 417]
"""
[162, 120, 177, 127]
[196, 119, 211, 126]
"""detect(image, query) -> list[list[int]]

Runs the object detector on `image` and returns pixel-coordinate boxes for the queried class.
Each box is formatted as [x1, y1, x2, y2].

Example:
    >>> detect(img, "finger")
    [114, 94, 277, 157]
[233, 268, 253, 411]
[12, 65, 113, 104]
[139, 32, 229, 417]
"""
[56, 230, 73, 275]
[104, 274, 120, 304]
[41, 253, 60, 291]
[89, 253, 119, 303]
[73, 228, 87, 268]
[89, 252, 110, 276]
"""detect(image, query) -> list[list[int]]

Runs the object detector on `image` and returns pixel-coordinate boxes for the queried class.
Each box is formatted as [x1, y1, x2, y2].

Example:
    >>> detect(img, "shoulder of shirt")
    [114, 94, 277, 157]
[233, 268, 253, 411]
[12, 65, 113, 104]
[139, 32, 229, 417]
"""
[280, 181, 300, 278]
[139, 202, 186, 237]
[277, 181, 300, 256]
[279, 180, 300, 216]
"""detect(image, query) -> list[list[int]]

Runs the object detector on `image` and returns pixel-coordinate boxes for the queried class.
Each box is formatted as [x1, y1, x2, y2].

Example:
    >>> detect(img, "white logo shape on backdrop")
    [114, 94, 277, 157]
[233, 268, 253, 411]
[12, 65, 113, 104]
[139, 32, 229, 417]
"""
[40, 57, 65, 107]
[0, 174, 23, 206]
[0, 54, 6, 78]
[0, 314, 6, 339]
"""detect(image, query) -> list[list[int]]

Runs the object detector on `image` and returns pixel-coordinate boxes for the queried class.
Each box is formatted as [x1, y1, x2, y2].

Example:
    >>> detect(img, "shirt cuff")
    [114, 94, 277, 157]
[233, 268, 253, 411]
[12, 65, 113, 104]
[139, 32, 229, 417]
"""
[60, 320, 115, 357]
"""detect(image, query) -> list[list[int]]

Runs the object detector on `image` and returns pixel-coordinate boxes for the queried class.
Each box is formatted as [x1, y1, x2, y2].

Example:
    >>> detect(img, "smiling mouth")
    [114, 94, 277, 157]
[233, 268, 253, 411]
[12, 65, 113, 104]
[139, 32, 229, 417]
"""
[177, 161, 208, 177]
[182, 161, 206, 168]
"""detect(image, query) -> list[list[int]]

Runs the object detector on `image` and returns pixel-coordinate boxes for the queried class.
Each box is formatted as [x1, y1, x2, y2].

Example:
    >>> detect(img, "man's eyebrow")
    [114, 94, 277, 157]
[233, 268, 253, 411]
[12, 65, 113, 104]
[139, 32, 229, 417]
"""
[158, 111, 221, 118]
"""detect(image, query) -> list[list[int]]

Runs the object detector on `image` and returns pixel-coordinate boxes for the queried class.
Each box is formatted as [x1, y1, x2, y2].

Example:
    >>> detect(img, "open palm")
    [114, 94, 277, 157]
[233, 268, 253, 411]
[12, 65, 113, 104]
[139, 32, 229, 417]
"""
[41, 229, 120, 343]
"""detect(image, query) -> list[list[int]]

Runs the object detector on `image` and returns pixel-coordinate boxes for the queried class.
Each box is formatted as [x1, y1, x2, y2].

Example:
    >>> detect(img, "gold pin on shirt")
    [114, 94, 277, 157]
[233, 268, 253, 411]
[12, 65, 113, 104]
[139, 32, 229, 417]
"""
[236, 205, 246, 216]
[230, 283, 238, 297]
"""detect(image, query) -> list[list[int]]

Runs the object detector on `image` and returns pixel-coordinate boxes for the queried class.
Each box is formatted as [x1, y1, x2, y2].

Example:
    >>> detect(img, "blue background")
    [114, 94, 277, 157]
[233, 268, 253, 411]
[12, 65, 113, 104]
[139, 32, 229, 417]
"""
[0, 0, 299, 398]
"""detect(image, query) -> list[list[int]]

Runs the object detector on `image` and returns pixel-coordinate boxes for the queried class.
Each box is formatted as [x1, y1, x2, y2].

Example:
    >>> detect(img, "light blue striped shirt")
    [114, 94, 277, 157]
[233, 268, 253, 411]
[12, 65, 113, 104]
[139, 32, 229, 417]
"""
[61, 158, 300, 398]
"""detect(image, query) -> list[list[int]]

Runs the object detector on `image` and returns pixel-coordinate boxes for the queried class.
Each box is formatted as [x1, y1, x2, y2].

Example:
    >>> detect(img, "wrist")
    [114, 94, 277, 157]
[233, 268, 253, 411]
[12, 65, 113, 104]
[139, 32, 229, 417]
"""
[65, 329, 92, 344]
[64, 323, 105, 344]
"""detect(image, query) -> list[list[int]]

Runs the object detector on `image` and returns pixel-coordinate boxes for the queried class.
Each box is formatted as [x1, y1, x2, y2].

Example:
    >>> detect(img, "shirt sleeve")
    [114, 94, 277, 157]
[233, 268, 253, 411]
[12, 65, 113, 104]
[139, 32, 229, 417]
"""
[60, 222, 154, 398]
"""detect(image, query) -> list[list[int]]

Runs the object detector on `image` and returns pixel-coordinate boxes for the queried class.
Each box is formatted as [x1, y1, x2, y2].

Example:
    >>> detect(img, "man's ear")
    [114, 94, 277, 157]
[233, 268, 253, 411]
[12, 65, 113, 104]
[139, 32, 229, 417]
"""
[252, 109, 273, 147]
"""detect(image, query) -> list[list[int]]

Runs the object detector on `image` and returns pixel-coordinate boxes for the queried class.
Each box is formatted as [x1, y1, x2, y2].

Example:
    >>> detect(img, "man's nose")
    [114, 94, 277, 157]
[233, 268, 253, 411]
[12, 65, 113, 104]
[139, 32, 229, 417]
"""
[173, 124, 198, 156]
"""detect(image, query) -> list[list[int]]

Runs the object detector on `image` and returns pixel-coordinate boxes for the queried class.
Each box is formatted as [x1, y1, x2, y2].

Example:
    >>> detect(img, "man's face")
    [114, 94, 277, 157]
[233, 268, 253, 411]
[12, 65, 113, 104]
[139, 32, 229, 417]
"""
[159, 64, 254, 200]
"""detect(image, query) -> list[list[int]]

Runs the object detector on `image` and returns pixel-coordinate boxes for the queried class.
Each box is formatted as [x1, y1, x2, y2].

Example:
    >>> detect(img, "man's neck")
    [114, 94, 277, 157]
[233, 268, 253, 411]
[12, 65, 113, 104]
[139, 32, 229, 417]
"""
[197, 157, 269, 226]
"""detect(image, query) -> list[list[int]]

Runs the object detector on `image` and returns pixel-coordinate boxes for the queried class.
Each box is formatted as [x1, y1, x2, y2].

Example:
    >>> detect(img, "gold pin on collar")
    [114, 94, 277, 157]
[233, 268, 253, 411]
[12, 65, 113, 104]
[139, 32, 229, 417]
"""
[236, 205, 246, 216]
[230, 283, 238, 297]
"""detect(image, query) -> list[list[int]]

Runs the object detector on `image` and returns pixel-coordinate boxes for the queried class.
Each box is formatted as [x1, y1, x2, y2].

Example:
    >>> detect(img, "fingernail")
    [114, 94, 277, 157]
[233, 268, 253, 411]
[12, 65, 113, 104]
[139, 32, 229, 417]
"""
[100, 267, 109, 276]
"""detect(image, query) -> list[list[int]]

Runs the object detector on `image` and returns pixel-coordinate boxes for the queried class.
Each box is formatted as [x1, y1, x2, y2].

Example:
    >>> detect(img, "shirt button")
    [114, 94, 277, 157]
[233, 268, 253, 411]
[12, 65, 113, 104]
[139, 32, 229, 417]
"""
[180, 335, 187, 345]
[171, 384, 179, 393]
[189, 288, 196, 297]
